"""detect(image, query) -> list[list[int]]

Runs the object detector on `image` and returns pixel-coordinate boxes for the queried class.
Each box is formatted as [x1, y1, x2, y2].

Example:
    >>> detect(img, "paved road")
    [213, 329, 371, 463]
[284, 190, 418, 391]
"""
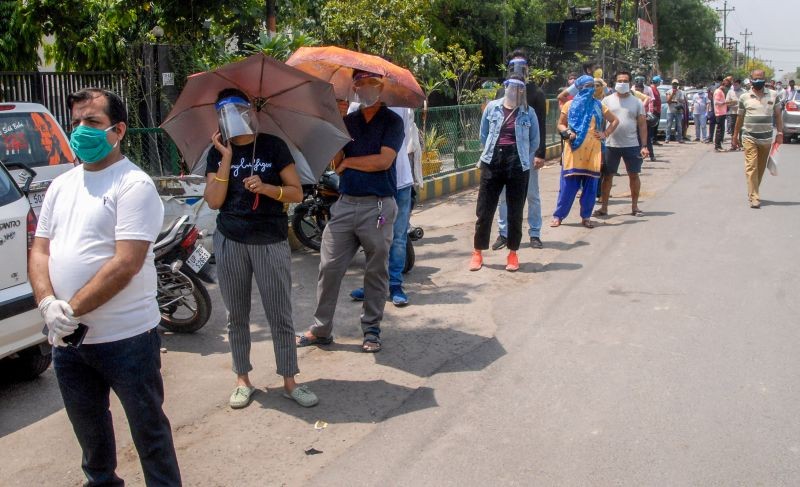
[2, 140, 798, 486]
[309, 142, 800, 486]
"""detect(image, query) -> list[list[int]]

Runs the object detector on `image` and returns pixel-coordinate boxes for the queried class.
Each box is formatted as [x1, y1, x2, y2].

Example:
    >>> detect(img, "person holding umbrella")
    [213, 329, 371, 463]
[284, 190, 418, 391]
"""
[297, 70, 404, 353]
[204, 88, 318, 409]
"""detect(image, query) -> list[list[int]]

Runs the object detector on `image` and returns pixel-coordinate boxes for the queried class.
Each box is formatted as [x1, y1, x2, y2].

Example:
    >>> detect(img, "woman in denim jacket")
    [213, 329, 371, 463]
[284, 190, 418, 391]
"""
[470, 74, 540, 272]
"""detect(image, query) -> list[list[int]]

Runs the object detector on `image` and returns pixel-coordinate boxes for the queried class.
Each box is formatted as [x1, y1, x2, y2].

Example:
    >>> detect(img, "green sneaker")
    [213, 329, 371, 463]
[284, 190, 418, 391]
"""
[229, 386, 256, 409]
[283, 385, 319, 407]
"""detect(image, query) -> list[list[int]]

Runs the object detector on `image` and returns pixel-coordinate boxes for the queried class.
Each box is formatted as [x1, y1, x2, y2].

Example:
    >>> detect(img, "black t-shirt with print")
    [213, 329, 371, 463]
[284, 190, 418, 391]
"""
[206, 133, 294, 244]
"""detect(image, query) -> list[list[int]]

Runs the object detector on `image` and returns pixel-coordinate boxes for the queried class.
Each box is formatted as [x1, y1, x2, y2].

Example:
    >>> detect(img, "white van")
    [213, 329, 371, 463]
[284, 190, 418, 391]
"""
[0, 162, 50, 379]
[0, 102, 76, 215]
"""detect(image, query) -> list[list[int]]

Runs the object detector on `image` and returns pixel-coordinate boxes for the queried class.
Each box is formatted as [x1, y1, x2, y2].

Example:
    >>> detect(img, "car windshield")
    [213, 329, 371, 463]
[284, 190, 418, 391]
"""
[0, 112, 73, 168]
[0, 165, 23, 207]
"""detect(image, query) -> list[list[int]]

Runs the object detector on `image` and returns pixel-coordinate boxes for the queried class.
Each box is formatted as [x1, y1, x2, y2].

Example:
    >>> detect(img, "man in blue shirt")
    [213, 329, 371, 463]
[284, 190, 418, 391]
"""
[297, 71, 404, 353]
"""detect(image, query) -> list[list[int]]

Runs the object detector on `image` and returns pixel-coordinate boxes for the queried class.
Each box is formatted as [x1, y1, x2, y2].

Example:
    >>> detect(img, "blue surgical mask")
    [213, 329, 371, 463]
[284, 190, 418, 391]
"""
[752, 79, 766, 90]
[69, 125, 118, 164]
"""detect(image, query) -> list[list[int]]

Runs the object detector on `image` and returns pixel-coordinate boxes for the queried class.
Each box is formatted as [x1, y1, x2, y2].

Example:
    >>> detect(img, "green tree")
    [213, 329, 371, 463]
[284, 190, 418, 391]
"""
[437, 44, 484, 105]
[656, 0, 720, 76]
[429, 0, 547, 77]
[0, 0, 44, 70]
[6, 0, 265, 71]
[318, 0, 431, 63]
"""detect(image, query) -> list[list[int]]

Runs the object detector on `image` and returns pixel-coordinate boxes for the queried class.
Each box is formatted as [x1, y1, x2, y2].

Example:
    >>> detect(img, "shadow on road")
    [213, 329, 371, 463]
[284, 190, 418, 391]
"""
[0, 367, 63, 438]
[543, 240, 590, 251]
[299, 327, 505, 379]
[417, 234, 457, 246]
[255, 379, 438, 424]
[759, 200, 800, 207]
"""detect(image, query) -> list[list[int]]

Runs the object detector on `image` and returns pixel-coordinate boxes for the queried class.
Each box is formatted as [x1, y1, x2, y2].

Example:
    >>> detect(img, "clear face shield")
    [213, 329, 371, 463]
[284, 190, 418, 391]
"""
[502, 79, 527, 109]
[352, 75, 384, 108]
[215, 96, 254, 143]
[507, 58, 529, 81]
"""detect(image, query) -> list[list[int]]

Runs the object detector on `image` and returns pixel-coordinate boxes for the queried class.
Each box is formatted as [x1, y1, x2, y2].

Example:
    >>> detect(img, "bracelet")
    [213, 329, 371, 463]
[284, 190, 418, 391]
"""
[214, 176, 229, 183]
[276, 186, 283, 201]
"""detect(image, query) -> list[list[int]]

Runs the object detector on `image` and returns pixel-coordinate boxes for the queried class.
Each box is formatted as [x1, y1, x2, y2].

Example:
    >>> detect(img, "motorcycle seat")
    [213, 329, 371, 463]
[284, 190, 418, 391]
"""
[156, 216, 187, 245]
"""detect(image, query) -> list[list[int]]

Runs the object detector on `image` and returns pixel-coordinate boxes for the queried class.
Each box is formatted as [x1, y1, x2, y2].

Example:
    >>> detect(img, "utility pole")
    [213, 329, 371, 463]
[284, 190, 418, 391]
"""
[716, 1, 735, 49]
[731, 39, 740, 69]
[740, 29, 752, 70]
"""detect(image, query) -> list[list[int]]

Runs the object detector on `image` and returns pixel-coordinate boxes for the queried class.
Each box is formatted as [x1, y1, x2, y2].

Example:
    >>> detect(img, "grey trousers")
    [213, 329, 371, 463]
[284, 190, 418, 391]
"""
[310, 194, 397, 339]
[214, 232, 299, 377]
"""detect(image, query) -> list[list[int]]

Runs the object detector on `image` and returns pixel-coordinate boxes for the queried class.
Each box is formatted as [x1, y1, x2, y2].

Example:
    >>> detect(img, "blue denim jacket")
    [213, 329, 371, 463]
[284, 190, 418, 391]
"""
[479, 99, 540, 170]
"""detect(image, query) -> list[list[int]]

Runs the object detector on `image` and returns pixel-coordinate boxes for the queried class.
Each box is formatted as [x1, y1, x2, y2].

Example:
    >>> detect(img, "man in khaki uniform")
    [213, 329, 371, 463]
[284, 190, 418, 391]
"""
[732, 70, 784, 208]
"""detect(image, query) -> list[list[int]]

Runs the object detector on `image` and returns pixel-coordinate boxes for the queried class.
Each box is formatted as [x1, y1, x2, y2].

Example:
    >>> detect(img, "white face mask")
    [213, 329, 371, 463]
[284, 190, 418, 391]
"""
[615, 82, 630, 94]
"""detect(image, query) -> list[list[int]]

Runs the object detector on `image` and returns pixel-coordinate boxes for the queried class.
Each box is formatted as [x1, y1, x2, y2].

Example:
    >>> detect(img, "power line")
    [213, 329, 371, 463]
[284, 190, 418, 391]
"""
[753, 46, 800, 53]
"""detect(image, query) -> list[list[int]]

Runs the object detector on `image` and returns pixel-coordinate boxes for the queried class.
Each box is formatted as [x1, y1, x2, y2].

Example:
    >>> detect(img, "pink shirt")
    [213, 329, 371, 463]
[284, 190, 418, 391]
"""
[713, 88, 728, 117]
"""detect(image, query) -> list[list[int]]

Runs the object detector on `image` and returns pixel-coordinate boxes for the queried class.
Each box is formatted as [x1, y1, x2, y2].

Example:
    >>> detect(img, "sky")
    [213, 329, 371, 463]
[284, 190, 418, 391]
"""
[707, 0, 798, 80]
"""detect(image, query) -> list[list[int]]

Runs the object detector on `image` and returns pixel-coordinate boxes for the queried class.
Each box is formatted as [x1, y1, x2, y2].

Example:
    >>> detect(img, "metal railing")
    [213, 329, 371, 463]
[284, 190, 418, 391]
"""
[416, 100, 561, 177]
[0, 71, 128, 129]
[121, 101, 561, 180]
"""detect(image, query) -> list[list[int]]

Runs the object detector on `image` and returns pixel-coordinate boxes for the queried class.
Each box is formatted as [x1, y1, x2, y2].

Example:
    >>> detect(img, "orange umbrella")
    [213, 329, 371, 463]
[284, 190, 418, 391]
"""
[160, 53, 351, 183]
[286, 46, 425, 109]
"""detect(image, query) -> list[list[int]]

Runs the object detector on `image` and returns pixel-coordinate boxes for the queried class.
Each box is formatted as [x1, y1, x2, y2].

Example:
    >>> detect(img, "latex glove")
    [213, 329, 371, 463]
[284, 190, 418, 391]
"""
[39, 296, 79, 347]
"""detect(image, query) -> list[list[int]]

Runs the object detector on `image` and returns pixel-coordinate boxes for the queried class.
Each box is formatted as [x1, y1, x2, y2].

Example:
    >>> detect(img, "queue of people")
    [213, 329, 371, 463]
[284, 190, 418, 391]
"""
[28, 47, 784, 485]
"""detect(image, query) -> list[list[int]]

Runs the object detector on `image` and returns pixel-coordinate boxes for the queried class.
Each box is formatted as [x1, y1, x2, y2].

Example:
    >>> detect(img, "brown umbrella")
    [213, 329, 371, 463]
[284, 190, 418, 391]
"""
[160, 53, 351, 183]
[286, 46, 425, 108]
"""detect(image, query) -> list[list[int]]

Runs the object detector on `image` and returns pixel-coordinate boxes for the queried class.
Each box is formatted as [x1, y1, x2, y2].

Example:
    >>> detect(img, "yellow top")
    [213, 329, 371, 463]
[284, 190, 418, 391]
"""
[561, 100, 608, 178]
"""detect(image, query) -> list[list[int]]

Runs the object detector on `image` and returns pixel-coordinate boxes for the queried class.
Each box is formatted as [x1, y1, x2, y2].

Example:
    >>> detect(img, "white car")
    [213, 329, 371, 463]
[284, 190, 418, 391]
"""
[0, 161, 50, 379]
[0, 102, 76, 215]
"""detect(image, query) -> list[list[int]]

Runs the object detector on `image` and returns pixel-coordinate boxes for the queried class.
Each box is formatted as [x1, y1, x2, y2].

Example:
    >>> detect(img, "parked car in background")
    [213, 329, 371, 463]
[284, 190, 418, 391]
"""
[684, 88, 704, 124]
[0, 161, 51, 380]
[0, 102, 75, 215]
[657, 85, 670, 136]
[782, 91, 800, 143]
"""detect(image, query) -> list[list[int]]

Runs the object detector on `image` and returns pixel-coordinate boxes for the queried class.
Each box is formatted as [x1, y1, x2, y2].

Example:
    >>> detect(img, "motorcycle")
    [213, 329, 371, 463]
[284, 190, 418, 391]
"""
[154, 215, 214, 333]
[291, 170, 340, 252]
[291, 170, 422, 273]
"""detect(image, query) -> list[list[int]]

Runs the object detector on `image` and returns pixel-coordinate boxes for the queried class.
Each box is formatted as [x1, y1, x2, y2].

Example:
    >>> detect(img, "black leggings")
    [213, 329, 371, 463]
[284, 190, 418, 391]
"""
[474, 146, 529, 251]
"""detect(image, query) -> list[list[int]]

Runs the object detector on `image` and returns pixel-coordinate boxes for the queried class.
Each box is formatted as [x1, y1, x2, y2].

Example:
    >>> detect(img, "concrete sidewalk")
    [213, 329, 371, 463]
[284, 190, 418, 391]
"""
[0, 141, 704, 486]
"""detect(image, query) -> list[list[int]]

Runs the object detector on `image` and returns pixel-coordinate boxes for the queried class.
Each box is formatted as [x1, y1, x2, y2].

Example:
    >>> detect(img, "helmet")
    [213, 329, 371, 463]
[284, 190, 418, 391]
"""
[652, 75, 662, 84]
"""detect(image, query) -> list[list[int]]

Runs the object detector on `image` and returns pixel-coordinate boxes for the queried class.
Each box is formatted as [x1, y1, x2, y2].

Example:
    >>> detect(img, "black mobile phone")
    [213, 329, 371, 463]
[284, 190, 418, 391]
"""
[63, 323, 89, 348]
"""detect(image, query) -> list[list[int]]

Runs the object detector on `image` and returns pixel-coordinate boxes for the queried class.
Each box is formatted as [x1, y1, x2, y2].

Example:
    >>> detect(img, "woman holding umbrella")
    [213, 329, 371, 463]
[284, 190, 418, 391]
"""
[204, 88, 318, 409]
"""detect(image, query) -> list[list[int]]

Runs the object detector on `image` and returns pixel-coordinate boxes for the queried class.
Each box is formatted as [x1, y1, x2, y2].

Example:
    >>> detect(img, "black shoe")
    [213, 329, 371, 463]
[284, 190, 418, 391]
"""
[529, 237, 543, 249]
[491, 235, 507, 251]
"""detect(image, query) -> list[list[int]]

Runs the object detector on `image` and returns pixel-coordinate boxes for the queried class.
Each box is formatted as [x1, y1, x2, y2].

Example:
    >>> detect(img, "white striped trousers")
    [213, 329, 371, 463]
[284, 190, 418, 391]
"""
[214, 232, 299, 377]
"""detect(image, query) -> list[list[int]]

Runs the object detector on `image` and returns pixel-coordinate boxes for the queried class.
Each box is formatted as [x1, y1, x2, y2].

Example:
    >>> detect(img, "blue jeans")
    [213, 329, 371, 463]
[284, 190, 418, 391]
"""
[53, 328, 181, 487]
[665, 111, 683, 141]
[498, 167, 541, 238]
[694, 112, 708, 140]
[388, 185, 412, 287]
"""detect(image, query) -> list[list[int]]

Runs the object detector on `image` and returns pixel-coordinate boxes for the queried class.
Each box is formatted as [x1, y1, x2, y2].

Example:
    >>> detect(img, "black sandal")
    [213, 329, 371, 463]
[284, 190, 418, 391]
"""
[362, 335, 382, 353]
[296, 333, 334, 347]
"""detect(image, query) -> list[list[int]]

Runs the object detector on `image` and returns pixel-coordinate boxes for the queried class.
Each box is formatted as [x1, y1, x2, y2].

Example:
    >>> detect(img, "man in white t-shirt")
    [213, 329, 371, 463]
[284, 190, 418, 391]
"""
[596, 71, 649, 218]
[28, 88, 181, 486]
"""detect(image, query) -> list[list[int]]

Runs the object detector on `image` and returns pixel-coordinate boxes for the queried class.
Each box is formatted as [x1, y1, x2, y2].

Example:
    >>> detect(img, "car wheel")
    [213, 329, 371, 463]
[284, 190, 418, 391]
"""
[4, 345, 52, 381]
